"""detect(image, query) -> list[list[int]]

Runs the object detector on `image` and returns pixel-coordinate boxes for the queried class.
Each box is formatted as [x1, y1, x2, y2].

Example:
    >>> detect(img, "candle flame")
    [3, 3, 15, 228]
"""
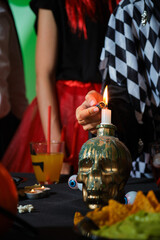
[103, 86, 108, 105]
[31, 189, 35, 193]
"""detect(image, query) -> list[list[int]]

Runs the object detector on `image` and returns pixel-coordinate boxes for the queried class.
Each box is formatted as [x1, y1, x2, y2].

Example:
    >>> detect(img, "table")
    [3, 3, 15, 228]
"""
[1, 173, 160, 240]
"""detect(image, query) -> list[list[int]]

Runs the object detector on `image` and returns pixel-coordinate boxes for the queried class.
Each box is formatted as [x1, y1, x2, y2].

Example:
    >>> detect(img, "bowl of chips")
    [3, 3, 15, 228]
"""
[74, 191, 160, 240]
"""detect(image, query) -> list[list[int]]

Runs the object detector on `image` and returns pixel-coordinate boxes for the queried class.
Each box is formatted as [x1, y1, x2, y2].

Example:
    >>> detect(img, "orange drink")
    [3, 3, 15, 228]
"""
[31, 153, 64, 184]
[30, 142, 65, 184]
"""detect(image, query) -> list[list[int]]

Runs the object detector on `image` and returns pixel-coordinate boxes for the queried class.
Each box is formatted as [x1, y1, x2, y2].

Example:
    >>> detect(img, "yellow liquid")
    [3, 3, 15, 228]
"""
[31, 153, 64, 184]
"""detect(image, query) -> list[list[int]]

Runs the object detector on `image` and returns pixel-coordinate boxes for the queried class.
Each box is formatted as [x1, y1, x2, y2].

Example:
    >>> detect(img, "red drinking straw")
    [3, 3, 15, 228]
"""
[47, 105, 51, 153]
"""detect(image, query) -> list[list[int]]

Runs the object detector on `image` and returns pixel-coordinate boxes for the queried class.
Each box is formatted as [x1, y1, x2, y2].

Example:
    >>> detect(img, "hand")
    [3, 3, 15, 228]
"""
[76, 90, 102, 134]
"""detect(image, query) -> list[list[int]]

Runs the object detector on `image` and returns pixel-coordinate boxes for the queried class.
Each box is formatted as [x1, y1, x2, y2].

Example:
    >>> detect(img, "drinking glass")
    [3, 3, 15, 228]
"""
[30, 141, 65, 184]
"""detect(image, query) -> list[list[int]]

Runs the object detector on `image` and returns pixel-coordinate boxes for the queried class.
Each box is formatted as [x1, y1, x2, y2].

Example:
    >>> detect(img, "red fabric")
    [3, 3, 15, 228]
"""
[2, 80, 101, 173]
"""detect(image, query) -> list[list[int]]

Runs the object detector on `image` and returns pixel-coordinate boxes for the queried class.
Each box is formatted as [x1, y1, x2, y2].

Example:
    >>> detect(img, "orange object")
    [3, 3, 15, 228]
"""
[0, 163, 18, 234]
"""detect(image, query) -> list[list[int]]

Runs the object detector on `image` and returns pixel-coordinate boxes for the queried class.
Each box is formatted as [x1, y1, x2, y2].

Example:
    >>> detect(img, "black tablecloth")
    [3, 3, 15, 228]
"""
[1, 173, 160, 240]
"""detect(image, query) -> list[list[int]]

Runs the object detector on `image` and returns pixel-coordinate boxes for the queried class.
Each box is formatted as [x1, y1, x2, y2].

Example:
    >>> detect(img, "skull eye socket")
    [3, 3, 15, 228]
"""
[100, 158, 118, 173]
[79, 158, 93, 173]
[99, 158, 111, 172]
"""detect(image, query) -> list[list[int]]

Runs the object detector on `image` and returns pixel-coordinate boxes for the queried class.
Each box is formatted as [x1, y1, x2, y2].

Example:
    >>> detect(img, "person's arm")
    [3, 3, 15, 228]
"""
[36, 9, 71, 174]
[36, 9, 61, 142]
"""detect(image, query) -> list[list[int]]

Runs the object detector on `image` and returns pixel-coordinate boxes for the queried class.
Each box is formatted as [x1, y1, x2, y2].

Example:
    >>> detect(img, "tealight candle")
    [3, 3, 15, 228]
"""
[35, 186, 51, 196]
[101, 86, 111, 124]
[25, 188, 43, 199]
[36, 186, 50, 191]
[35, 186, 45, 191]
[24, 185, 51, 199]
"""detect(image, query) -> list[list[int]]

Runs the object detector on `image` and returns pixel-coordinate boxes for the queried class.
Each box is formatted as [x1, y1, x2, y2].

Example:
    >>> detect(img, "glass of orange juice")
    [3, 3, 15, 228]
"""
[30, 141, 65, 184]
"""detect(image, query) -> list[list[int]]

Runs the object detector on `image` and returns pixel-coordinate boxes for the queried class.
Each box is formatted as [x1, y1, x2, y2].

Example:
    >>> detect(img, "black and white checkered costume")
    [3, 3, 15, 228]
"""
[100, 0, 160, 178]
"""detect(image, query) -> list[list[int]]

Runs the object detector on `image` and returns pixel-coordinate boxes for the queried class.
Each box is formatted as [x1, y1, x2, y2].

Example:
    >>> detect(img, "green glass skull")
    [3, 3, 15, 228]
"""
[77, 124, 132, 209]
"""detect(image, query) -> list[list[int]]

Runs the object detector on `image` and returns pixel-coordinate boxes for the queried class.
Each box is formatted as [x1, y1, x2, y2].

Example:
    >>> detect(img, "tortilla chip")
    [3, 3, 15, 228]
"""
[107, 199, 131, 225]
[130, 191, 155, 214]
[74, 190, 160, 228]
[86, 206, 109, 227]
[147, 190, 159, 209]
[155, 204, 160, 212]
[74, 212, 84, 225]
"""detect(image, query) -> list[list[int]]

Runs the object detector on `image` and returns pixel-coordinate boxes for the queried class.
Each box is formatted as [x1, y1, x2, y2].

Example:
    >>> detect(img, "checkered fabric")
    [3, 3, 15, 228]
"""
[130, 152, 153, 178]
[99, 0, 160, 177]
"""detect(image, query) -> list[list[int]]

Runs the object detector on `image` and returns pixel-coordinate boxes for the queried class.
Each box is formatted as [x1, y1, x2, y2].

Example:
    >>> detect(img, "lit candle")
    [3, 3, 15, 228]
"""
[36, 185, 51, 193]
[25, 188, 43, 199]
[31, 189, 36, 193]
[101, 86, 111, 124]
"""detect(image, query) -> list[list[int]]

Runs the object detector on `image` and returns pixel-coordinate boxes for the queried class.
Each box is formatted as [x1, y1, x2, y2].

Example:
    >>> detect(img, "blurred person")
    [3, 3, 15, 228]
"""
[0, 0, 28, 160]
[76, 0, 160, 178]
[2, 0, 119, 174]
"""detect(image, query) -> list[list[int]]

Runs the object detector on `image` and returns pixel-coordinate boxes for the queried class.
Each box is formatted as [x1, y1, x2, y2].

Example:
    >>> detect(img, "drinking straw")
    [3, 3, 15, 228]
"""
[47, 105, 51, 153]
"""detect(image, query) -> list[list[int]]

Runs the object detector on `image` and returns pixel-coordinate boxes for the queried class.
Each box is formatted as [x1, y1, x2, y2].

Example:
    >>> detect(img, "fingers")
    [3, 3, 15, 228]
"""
[76, 105, 101, 133]
[76, 104, 99, 123]
[85, 90, 103, 107]
[78, 111, 100, 126]
[75, 90, 103, 133]
[90, 129, 97, 135]
[82, 120, 100, 131]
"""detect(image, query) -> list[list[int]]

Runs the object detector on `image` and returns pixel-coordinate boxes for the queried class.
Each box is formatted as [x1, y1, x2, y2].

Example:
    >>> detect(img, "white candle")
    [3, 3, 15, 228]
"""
[101, 86, 111, 124]
[101, 107, 111, 124]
